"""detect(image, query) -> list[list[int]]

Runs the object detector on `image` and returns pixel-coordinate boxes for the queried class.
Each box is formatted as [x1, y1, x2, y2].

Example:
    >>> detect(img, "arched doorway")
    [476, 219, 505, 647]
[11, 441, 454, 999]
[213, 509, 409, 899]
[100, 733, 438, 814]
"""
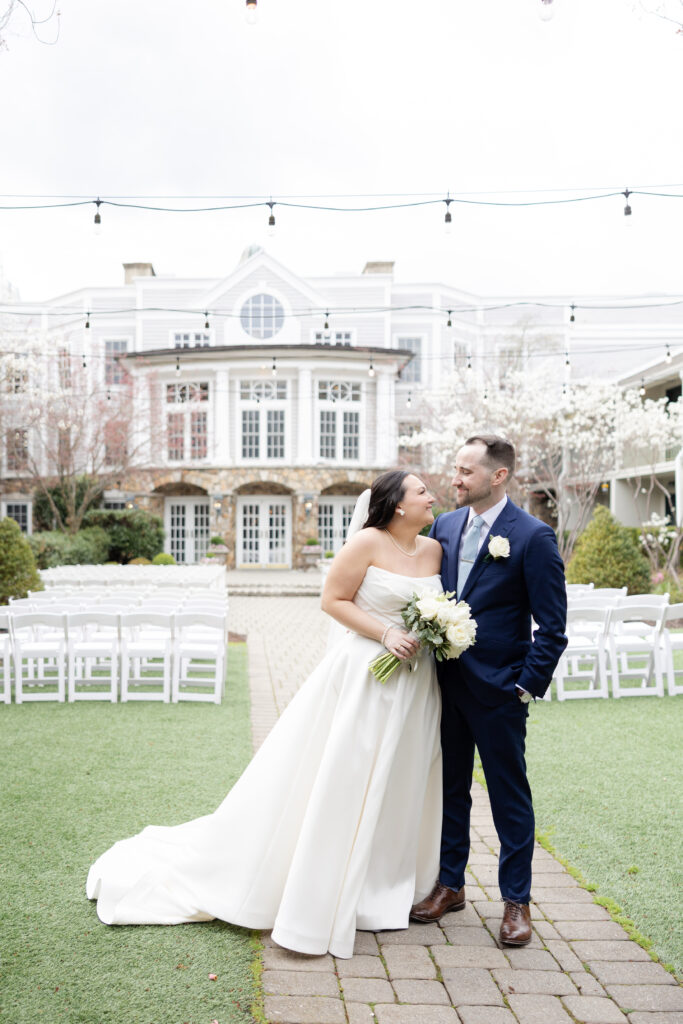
[152, 482, 210, 564]
[234, 481, 294, 568]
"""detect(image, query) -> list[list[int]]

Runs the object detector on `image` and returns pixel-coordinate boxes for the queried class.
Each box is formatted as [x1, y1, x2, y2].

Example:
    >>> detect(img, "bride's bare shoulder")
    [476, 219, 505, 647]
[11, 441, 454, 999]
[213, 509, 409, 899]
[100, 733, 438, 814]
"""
[345, 527, 383, 554]
[419, 535, 443, 569]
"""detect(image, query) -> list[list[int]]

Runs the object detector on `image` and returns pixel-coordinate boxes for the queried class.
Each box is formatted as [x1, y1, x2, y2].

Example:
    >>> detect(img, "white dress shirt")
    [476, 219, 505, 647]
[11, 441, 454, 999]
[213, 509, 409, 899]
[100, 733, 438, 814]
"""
[458, 494, 509, 561]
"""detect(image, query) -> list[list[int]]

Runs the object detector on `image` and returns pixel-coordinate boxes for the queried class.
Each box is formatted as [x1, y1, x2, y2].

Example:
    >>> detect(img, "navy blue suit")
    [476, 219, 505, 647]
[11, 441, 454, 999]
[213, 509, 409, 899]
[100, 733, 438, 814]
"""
[430, 499, 567, 903]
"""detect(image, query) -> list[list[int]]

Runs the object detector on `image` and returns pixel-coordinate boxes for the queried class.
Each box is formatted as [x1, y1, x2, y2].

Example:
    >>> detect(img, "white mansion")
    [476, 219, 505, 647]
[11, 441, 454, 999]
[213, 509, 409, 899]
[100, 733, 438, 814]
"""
[2, 248, 683, 566]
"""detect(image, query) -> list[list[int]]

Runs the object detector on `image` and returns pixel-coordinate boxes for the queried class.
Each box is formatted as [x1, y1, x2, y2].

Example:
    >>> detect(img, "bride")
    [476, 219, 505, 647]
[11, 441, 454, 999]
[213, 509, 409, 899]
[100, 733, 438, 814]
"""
[86, 470, 445, 959]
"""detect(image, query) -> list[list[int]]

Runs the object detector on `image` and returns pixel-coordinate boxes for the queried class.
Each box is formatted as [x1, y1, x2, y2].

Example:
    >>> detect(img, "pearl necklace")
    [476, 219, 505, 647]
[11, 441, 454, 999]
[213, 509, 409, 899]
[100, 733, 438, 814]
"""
[383, 529, 418, 557]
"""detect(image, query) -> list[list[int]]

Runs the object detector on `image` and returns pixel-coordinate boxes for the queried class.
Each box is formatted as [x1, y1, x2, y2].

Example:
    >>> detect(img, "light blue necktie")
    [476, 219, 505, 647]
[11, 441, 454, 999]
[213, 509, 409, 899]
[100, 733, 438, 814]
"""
[457, 514, 484, 598]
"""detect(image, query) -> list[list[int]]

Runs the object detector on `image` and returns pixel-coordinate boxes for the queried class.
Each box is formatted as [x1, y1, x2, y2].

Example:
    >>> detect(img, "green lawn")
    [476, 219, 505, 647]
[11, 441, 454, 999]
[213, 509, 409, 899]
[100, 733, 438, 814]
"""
[0, 644, 260, 1024]
[526, 693, 683, 975]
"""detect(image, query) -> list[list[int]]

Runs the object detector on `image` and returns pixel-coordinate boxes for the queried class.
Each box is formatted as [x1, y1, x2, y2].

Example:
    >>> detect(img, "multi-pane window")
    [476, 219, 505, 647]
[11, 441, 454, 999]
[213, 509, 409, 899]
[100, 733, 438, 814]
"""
[267, 410, 285, 459]
[239, 379, 288, 461]
[397, 337, 422, 383]
[104, 420, 128, 466]
[166, 381, 209, 403]
[173, 331, 211, 348]
[240, 294, 284, 339]
[5, 502, 30, 533]
[314, 330, 353, 346]
[6, 428, 28, 472]
[104, 339, 128, 385]
[191, 411, 208, 460]
[241, 410, 260, 458]
[317, 380, 362, 461]
[57, 348, 72, 389]
[5, 354, 28, 394]
[319, 410, 336, 458]
[398, 421, 422, 463]
[342, 411, 360, 460]
[167, 412, 185, 461]
[165, 381, 210, 462]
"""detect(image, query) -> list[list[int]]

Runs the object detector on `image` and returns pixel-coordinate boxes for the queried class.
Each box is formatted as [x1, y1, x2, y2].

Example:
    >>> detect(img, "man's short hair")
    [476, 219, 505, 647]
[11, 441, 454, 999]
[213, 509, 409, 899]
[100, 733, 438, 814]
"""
[465, 435, 515, 476]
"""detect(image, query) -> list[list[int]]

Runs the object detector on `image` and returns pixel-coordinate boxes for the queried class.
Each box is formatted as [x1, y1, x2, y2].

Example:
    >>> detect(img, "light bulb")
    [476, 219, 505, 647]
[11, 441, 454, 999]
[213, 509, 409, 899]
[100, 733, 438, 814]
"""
[539, 0, 555, 21]
[245, 0, 258, 24]
[368, 360, 375, 378]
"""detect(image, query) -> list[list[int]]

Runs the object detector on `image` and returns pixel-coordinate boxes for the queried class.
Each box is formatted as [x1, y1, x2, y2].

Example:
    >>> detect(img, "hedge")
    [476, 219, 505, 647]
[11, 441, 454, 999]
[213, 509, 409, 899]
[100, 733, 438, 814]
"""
[83, 509, 164, 562]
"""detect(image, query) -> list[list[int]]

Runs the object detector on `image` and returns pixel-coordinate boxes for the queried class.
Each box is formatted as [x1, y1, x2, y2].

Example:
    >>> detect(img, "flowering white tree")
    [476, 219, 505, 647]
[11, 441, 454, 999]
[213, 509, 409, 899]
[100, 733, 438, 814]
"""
[0, 316, 151, 533]
[403, 365, 683, 562]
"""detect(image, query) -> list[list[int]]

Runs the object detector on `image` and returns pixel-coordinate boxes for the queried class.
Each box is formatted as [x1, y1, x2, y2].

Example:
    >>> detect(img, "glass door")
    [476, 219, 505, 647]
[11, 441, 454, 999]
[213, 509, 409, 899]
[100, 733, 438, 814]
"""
[237, 496, 291, 567]
[318, 497, 357, 554]
[165, 498, 211, 564]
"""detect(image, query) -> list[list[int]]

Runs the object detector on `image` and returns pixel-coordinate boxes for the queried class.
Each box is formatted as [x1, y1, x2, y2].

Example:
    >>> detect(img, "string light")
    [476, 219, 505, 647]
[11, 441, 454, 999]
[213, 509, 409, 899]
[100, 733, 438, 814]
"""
[93, 198, 102, 235]
[569, 304, 575, 322]
[245, 0, 258, 24]
[204, 312, 210, 330]
[444, 196, 452, 234]
[446, 310, 452, 328]
[666, 344, 672, 364]
[85, 312, 90, 329]
[639, 377, 646, 396]
[466, 354, 472, 370]
[539, 0, 555, 20]
[565, 351, 571, 367]
[406, 391, 412, 409]
[624, 188, 632, 217]
[324, 311, 330, 331]
[82, 353, 87, 369]
[106, 388, 111, 401]
[175, 355, 180, 377]
[272, 355, 277, 376]
[267, 200, 275, 236]
[368, 358, 375, 378]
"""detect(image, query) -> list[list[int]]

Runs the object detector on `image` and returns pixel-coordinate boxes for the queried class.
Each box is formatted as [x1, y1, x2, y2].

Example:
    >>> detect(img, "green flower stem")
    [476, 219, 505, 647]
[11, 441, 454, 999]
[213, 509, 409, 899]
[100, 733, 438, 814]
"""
[369, 651, 402, 684]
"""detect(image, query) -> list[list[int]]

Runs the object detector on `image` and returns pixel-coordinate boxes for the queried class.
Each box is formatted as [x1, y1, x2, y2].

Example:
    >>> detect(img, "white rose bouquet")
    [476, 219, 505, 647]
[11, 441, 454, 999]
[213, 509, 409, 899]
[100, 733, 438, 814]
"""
[369, 589, 477, 684]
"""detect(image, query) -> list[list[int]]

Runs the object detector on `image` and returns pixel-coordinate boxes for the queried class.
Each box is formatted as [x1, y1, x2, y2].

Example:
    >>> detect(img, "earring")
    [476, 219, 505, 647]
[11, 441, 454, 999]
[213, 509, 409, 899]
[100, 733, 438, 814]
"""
[397, 509, 406, 517]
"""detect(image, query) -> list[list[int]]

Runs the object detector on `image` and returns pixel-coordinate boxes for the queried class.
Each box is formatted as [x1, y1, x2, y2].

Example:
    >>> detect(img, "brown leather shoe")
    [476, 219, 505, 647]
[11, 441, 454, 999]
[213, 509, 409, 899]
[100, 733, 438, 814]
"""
[499, 900, 532, 945]
[410, 881, 465, 922]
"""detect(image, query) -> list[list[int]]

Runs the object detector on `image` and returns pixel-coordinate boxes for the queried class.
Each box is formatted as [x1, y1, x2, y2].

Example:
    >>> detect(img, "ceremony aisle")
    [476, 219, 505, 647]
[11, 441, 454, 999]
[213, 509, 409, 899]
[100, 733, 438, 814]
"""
[0, 645, 260, 1024]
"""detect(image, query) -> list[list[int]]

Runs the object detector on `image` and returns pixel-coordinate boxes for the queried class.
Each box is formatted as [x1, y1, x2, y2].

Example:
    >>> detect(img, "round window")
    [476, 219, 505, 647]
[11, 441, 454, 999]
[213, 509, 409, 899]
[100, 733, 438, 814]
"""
[240, 293, 285, 339]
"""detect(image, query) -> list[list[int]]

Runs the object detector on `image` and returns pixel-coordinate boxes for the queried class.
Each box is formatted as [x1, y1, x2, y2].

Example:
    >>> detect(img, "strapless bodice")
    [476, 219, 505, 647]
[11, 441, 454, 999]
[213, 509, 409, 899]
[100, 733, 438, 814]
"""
[354, 565, 443, 627]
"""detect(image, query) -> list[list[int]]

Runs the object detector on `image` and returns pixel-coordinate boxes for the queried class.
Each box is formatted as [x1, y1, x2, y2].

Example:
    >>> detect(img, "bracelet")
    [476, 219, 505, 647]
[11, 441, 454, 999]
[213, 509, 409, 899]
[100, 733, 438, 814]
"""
[381, 624, 394, 648]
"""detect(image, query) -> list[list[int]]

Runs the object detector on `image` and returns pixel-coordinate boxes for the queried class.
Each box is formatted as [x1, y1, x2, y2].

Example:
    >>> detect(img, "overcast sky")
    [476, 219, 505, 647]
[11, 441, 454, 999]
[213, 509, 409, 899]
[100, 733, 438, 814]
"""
[1, 0, 682, 302]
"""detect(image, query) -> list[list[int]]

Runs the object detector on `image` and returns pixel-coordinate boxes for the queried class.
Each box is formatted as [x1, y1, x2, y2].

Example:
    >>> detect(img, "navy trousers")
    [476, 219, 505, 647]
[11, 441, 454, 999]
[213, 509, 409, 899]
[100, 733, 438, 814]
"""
[439, 679, 535, 904]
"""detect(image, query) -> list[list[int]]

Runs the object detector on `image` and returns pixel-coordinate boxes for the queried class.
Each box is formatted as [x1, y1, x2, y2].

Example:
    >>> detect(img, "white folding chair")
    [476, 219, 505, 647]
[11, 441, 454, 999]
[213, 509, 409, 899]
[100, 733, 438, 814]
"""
[608, 602, 666, 698]
[566, 583, 594, 596]
[0, 610, 12, 704]
[172, 613, 227, 704]
[66, 612, 120, 702]
[591, 587, 628, 599]
[120, 612, 172, 702]
[7, 598, 36, 612]
[661, 602, 683, 696]
[554, 605, 612, 700]
[11, 612, 68, 703]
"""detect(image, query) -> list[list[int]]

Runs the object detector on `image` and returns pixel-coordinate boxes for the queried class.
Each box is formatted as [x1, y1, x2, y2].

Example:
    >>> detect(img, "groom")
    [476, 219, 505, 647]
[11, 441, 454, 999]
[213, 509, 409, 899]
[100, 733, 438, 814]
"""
[411, 435, 567, 945]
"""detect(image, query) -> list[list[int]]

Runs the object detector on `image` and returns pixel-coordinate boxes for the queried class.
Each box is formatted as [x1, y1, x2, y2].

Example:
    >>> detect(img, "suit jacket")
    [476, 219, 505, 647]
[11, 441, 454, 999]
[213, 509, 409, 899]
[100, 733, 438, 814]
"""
[431, 500, 568, 706]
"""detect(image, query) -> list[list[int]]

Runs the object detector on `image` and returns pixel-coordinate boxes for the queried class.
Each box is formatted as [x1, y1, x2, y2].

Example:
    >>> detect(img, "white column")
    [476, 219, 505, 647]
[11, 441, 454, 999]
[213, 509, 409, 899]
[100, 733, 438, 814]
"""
[214, 369, 229, 464]
[375, 369, 395, 465]
[297, 367, 313, 464]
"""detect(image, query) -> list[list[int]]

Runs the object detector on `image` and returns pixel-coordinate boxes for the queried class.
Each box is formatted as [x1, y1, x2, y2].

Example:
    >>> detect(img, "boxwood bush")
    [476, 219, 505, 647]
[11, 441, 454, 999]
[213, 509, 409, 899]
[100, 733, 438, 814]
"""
[83, 509, 164, 563]
[0, 517, 43, 604]
[28, 527, 110, 570]
[566, 506, 651, 595]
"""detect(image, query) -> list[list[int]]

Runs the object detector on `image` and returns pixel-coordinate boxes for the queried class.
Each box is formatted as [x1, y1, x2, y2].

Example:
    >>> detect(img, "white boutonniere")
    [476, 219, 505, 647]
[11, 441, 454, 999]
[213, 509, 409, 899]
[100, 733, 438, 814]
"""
[486, 535, 510, 562]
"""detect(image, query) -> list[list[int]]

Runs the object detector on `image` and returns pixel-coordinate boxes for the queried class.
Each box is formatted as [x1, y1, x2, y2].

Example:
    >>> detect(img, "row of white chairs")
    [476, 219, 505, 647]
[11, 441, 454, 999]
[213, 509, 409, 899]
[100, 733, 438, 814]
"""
[40, 565, 226, 589]
[0, 610, 228, 705]
[7, 590, 228, 617]
[553, 595, 683, 700]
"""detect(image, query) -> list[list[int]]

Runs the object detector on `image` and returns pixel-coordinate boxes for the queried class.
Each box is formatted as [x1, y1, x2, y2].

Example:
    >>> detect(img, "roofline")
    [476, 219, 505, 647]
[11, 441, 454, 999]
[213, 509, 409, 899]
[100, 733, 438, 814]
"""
[124, 342, 415, 366]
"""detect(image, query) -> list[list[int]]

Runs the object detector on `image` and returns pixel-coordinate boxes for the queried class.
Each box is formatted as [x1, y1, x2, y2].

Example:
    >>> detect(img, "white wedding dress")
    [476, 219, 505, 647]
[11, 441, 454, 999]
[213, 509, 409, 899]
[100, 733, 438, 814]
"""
[86, 566, 443, 959]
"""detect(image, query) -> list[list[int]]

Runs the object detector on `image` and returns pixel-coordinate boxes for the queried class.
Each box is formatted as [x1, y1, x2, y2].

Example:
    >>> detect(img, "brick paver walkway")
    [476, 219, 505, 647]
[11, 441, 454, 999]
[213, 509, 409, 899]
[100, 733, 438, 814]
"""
[229, 594, 682, 1024]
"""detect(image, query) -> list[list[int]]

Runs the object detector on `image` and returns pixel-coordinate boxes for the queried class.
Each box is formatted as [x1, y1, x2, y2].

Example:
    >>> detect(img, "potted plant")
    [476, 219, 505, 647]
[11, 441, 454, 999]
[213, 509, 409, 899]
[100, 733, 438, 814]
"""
[300, 537, 322, 570]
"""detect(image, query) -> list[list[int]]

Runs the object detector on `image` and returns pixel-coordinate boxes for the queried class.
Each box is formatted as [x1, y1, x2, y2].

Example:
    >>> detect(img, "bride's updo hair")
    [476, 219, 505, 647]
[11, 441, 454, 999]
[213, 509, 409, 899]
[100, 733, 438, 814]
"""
[363, 470, 410, 531]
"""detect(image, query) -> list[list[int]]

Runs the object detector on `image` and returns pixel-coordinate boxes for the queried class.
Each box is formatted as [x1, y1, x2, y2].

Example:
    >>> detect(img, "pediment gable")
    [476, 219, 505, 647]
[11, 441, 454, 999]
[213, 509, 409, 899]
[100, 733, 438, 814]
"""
[200, 249, 325, 312]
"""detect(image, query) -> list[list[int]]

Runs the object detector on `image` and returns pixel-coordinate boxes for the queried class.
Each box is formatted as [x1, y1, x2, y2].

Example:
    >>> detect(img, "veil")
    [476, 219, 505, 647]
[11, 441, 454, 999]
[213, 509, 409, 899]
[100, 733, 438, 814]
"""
[324, 488, 372, 652]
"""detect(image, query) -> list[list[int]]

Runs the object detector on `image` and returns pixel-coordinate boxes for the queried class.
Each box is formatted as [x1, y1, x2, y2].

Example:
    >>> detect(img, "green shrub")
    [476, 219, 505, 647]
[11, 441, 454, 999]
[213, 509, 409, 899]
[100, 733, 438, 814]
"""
[652, 574, 683, 604]
[567, 506, 651, 595]
[0, 518, 43, 604]
[210, 535, 225, 546]
[32, 477, 102, 532]
[83, 509, 164, 562]
[28, 527, 110, 570]
[305, 537, 320, 546]
[152, 552, 175, 565]
[128, 556, 151, 565]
